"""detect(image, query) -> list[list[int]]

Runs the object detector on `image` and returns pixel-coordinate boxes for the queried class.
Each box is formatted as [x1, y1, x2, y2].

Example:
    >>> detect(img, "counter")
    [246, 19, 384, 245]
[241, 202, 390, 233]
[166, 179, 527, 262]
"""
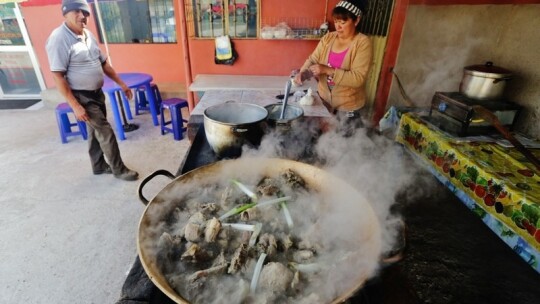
[189, 74, 317, 92]
[396, 112, 540, 273]
[189, 89, 331, 117]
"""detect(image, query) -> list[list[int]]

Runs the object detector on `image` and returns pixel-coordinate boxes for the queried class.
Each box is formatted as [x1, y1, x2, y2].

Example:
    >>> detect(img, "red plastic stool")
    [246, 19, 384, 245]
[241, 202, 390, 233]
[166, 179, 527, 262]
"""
[160, 98, 188, 141]
[55, 102, 88, 144]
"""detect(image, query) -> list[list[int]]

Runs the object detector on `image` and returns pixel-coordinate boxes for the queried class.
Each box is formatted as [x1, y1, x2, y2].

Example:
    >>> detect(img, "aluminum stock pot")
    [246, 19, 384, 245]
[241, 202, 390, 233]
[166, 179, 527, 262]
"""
[203, 102, 268, 157]
[136, 158, 382, 304]
[459, 61, 513, 100]
[265, 103, 304, 132]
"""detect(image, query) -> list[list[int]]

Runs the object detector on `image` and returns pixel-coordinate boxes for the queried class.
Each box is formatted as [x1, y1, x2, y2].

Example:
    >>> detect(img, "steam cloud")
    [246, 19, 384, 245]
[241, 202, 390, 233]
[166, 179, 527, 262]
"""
[245, 116, 437, 266]
[140, 116, 437, 303]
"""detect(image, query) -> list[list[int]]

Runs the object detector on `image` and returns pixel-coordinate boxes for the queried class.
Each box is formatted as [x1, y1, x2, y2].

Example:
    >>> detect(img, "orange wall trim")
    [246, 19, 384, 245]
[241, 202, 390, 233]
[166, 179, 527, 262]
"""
[373, 0, 410, 124]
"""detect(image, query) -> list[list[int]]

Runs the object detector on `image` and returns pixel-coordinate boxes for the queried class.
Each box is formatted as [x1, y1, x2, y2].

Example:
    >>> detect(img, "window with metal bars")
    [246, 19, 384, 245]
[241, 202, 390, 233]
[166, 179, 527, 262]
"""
[91, 0, 176, 44]
[189, 0, 258, 38]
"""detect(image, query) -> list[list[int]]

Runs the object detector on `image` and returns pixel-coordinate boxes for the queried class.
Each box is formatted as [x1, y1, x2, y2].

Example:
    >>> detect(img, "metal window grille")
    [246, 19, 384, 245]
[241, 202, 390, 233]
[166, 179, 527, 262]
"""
[92, 0, 176, 44]
[186, 0, 258, 39]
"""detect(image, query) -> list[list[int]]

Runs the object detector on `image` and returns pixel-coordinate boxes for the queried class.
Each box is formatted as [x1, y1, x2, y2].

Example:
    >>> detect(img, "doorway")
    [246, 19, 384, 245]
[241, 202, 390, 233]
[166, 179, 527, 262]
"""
[0, 3, 45, 100]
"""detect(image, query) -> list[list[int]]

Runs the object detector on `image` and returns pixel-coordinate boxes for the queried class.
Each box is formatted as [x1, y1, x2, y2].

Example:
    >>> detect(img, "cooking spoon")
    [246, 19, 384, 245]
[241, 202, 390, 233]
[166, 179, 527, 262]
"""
[279, 78, 293, 120]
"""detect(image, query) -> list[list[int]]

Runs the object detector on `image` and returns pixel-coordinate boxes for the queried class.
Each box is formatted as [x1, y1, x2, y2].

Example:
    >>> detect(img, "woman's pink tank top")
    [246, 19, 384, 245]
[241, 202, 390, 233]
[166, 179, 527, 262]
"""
[327, 48, 348, 88]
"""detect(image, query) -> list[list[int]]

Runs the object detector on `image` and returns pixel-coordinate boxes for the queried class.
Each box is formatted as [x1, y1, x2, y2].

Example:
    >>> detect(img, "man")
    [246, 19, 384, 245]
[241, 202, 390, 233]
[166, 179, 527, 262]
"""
[46, 0, 138, 181]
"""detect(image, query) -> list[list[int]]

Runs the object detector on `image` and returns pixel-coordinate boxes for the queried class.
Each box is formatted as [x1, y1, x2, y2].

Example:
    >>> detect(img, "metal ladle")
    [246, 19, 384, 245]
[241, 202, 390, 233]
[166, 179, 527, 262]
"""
[279, 78, 293, 120]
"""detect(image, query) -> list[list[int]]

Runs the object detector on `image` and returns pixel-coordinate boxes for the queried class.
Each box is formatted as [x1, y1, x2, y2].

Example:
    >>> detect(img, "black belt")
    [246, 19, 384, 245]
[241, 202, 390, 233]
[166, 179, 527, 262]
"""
[321, 98, 362, 118]
[72, 88, 102, 94]
[334, 109, 362, 118]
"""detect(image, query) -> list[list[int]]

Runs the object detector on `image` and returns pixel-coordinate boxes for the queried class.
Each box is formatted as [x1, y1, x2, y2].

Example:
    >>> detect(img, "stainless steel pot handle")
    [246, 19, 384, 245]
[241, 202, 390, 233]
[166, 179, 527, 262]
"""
[138, 169, 176, 205]
[493, 76, 512, 84]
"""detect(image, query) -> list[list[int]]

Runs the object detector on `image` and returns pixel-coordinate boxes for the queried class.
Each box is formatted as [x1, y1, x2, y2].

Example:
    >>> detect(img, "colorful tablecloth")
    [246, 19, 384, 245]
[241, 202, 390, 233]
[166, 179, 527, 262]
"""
[396, 113, 540, 273]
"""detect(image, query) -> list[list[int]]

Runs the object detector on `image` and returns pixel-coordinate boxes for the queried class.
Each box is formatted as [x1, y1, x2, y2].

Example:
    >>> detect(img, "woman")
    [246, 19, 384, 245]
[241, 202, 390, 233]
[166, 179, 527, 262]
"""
[294, 0, 371, 129]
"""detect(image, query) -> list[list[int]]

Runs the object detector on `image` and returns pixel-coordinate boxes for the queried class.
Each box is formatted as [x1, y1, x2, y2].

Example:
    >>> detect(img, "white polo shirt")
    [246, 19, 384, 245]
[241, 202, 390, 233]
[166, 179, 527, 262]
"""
[45, 23, 107, 91]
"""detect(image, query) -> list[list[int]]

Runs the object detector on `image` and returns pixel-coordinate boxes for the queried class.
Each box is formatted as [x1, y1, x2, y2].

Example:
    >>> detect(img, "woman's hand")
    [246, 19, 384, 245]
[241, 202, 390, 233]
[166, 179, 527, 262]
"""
[292, 73, 303, 86]
[309, 64, 333, 77]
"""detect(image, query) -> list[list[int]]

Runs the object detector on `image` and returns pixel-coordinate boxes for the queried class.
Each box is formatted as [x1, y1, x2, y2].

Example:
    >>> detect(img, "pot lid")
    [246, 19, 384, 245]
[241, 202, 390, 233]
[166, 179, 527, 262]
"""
[464, 61, 513, 78]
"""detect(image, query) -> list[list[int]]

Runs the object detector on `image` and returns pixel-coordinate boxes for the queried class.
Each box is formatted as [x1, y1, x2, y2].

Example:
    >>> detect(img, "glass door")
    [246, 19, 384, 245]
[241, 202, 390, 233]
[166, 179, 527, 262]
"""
[0, 3, 45, 99]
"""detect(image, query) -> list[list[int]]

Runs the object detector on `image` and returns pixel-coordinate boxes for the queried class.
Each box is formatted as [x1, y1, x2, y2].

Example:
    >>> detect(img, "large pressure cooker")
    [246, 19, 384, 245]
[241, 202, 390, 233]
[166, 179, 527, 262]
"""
[459, 61, 513, 100]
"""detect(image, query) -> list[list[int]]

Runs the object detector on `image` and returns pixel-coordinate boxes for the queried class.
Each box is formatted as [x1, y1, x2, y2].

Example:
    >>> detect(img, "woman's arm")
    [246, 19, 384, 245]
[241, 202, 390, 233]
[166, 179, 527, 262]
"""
[293, 33, 333, 85]
[332, 35, 372, 88]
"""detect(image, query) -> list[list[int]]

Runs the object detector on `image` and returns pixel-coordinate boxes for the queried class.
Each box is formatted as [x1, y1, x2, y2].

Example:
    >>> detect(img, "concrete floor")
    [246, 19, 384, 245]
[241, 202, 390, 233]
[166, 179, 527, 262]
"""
[0, 101, 190, 304]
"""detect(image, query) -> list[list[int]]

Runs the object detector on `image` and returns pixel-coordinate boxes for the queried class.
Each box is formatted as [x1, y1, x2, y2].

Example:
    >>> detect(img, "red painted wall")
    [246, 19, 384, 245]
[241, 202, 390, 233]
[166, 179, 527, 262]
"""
[23, 0, 338, 89]
[188, 0, 334, 77]
[410, 0, 540, 4]
[21, 3, 186, 89]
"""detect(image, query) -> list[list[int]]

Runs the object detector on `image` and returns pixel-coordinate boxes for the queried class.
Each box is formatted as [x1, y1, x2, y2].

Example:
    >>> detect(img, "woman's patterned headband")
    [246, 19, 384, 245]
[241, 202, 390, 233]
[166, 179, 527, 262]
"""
[336, 1, 362, 17]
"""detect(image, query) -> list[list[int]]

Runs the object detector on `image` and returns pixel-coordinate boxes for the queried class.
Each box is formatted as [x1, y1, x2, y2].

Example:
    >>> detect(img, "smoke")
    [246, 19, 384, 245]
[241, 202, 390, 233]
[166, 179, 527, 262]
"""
[139, 117, 436, 303]
[246, 116, 436, 262]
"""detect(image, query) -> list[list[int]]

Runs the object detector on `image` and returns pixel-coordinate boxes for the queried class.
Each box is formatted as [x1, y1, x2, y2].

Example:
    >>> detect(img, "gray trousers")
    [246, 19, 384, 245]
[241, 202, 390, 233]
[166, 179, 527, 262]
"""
[72, 89, 127, 175]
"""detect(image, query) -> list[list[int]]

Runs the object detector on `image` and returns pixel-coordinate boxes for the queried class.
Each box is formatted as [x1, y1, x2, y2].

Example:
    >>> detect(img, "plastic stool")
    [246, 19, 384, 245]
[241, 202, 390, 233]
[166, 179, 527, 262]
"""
[135, 83, 162, 116]
[160, 98, 189, 141]
[55, 102, 88, 144]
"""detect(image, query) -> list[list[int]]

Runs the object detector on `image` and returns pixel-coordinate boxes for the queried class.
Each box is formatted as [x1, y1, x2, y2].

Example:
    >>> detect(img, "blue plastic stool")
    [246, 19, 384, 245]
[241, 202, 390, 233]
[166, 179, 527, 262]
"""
[55, 102, 88, 144]
[160, 98, 188, 141]
[135, 83, 162, 116]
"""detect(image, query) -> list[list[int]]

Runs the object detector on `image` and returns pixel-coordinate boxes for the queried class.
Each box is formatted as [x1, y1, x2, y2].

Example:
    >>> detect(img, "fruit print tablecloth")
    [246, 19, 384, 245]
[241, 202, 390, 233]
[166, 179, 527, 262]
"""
[396, 113, 540, 273]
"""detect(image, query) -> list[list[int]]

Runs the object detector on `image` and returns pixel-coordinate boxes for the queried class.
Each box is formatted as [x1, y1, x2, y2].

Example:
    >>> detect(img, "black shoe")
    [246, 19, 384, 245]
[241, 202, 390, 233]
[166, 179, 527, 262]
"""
[93, 166, 113, 175]
[114, 169, 139, 181]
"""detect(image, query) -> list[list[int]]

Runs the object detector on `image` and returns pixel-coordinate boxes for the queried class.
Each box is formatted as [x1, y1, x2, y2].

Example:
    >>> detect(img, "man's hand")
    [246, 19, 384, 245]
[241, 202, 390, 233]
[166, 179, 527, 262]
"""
[73, 103, 89, 121]
[121, 84, 133, 100]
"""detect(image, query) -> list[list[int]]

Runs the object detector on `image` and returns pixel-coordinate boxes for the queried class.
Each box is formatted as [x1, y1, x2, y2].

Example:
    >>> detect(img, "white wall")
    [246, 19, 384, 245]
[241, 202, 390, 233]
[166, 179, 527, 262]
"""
[389, 4, 540, 139]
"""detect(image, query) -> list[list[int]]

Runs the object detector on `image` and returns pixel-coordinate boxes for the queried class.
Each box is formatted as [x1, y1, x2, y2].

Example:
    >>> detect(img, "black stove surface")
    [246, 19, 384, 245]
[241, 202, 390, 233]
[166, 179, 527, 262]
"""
[116, 120, 540, 304]
[436, 92, 521, 111]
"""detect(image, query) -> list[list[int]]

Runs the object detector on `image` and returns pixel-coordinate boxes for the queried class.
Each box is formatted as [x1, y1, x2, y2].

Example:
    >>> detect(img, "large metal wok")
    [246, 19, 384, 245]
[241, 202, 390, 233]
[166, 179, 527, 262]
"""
[137, 158, 382, 303]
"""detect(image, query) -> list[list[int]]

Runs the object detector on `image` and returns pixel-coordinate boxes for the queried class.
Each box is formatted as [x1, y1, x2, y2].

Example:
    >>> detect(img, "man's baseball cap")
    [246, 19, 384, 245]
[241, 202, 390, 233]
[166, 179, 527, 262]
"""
[62, 0, 91, 15]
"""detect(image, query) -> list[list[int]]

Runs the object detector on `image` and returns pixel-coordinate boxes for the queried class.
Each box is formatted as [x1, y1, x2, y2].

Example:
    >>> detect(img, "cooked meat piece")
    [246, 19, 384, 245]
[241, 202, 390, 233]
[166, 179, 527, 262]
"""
[212, 250, 227, 267]
[293, 250, 314, 262]
[181, 243, 201, 263]
[258, 262, 294, 293]
[296, 293, 322, 304]
[200, 203, 219, 215]
[276, 233, 294, 252]
[204, 217, 221, 242]
[297, 240, 322, 253]
[280, 169, 306, 189]
[188, 211, 206, 224]
[220, 185, 236, 208]
[228, 243, 248, 274]
[184, 222, 201, 242]
[258, 233, 278, 257]
[158, 232, 174, 248]
[256, 177, 281, 197]
[187, 263, 228, 283]
[290, 271, 302, 292]
[240, 207, 260, 222]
